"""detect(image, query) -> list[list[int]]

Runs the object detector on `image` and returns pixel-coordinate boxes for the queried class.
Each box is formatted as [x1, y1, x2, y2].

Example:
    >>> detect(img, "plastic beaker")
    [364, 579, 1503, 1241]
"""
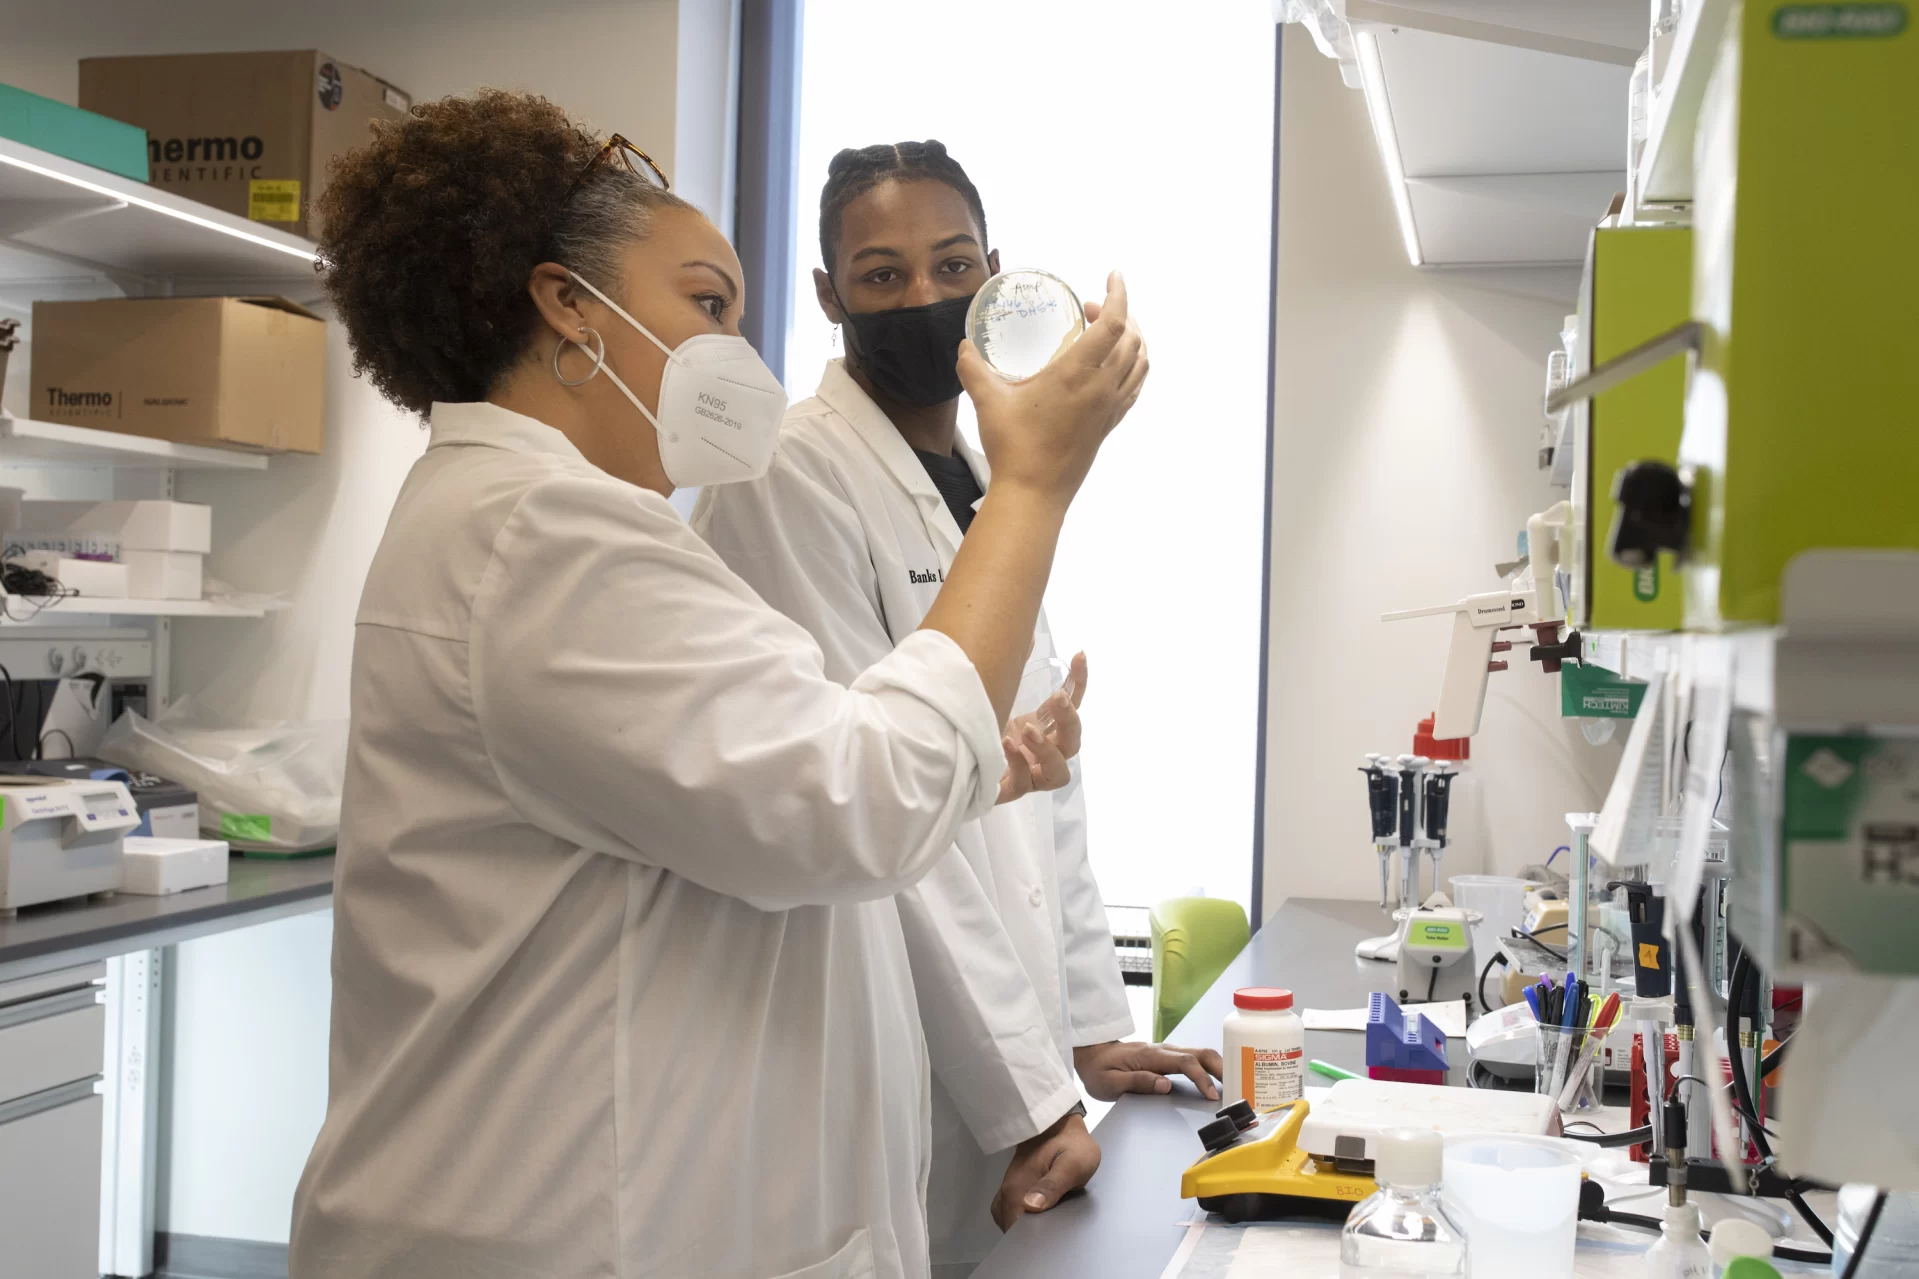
[1441, 1135, 1582, 1279]
[1449, 875, 1530, 975]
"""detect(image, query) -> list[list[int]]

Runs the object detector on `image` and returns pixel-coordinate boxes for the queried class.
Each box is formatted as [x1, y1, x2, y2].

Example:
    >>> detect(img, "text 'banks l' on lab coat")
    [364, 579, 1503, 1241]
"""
[693, 360, 1134, 1273]
[288, 401, 1011, 1279]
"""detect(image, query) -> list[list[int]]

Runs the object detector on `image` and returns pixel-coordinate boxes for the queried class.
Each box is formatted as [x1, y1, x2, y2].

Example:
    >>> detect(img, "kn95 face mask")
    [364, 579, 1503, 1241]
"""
[564, 271, 787, 487]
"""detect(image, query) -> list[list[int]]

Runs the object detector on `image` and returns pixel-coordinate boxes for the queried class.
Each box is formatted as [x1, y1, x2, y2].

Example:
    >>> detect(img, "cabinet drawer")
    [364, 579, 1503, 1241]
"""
[0, 1090, 104, 1279]
[0, 961, 105, 1008]
[0, 1000, 104, 1104]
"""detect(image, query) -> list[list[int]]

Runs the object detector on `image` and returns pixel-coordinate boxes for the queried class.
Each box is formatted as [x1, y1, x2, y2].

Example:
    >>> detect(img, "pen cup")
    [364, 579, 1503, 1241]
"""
[1534, 1024, 1600, 1115]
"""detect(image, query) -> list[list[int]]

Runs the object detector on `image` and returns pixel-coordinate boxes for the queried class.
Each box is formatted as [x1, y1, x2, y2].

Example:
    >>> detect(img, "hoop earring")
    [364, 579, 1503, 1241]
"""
[553, 327, 606, 387]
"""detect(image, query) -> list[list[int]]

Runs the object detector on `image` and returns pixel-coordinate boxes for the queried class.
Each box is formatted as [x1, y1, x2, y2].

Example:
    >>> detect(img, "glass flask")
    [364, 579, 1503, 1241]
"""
[1340, 1128, 1466, 1278]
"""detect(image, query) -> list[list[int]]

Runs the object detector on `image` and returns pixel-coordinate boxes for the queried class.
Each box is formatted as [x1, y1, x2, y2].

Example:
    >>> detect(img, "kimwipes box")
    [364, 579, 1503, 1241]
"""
[30, 296, 325, 454]
[78, 51, 411, 239]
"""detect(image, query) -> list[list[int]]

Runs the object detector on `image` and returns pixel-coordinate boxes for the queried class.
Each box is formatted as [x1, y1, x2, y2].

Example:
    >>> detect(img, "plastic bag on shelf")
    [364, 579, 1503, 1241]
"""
[203, 576, 294, 612]
[99, 707, 346, 853]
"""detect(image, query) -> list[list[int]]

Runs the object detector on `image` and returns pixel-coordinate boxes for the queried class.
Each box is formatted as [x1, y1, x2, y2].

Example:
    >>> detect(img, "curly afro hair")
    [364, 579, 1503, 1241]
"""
[316, 90, 691, 415]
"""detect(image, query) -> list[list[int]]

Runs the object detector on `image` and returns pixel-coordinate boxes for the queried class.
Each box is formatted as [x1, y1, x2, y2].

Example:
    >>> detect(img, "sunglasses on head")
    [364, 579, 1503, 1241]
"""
[561, 134, 669, 206]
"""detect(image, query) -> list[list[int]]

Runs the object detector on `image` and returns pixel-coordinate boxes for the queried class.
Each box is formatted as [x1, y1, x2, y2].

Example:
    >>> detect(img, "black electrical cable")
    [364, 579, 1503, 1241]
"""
[1477, 950, 1506, 1011]
[0, 662, 15, 761]
[23, 679, 41, 760]
[1667, 1073, 1777, 1139]
[1578, 1181, 1834, 1265]
[1425, 964, 1440, 1003]
[1842, 1190, 1890, 1279]
[1729, 950, 1834, 1248]
[1510, 925, 1568, 961]
[1727, 950, 1766, 1154]
[1561, 1124, 1652, 1148]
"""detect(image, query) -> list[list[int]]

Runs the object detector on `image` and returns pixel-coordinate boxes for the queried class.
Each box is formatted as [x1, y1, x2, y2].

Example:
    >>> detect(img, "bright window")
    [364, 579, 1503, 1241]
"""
[789, 2, 1276, 911]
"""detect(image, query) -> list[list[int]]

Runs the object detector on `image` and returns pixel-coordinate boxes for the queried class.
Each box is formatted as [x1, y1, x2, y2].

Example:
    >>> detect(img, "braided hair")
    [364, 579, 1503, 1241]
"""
[818, 140, 989, 272]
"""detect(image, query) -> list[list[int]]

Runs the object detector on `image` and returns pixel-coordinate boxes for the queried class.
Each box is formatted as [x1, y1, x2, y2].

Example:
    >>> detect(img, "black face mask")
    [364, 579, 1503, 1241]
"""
[838, 293, 974, 408]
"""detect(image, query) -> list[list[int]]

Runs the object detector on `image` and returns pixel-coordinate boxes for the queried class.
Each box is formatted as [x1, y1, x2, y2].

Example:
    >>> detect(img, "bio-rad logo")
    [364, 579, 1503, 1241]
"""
[45, 386, 115, 419]
[147, 135, 269, 183]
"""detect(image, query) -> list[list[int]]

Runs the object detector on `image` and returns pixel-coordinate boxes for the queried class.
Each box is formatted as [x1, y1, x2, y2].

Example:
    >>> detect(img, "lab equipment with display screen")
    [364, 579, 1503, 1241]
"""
[0, 775, 140, 913]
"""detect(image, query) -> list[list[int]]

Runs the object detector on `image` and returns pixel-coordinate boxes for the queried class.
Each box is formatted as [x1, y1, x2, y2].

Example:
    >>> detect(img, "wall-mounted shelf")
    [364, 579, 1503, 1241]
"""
[0, 136, 318, 295]
[7, 596, 263, 620]
[0, 416, 268, 471]
[1634, 0, 1733, 212]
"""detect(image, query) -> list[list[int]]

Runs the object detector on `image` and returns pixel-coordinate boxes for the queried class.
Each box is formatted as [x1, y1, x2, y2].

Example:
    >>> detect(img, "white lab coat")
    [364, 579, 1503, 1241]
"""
[693, 361, 1134, 1274]
[289, 401, 1010, 1279]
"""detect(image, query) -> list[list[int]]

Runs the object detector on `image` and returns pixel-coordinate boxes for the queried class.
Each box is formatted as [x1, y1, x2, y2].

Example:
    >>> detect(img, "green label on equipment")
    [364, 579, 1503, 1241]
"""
[1562, 663, 1649, 720]
[1412, 920, 1468, 950]
[1778, 732, 1919, 975]
[1633, 561, 1660, 602]
[1772, 4, 1907, 37]
[221, 813, 272, 843]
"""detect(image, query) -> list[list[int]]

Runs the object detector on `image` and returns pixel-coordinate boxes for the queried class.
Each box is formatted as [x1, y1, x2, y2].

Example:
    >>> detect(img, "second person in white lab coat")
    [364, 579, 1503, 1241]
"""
[694, 140, 1222, 1277]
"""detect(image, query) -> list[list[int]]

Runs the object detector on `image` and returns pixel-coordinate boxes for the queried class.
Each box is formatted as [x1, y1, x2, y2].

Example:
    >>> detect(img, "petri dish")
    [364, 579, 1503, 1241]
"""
[965, 269, 1085, 380]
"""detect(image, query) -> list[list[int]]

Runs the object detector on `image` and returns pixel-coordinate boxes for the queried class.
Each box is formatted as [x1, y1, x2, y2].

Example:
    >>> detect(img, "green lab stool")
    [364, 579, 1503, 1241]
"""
[1150, 897, 1251, 1042]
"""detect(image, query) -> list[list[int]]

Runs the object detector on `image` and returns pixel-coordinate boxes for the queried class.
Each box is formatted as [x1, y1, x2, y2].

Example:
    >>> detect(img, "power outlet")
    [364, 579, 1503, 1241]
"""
[0, 636, 154, 680]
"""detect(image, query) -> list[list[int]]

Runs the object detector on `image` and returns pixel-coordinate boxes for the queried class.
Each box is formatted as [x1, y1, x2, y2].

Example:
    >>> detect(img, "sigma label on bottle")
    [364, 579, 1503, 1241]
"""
[1222, 987, 1305, 1108]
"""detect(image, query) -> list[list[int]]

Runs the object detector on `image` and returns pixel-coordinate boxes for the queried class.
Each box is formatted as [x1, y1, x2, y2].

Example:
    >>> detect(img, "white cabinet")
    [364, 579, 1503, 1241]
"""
[0, 963, 106, 1279]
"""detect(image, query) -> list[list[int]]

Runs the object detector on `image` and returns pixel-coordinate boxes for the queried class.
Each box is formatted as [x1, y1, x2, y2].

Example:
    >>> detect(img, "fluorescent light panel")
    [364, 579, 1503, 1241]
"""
[1354, 29, 1423, 267]
[0, 150, 318, 264]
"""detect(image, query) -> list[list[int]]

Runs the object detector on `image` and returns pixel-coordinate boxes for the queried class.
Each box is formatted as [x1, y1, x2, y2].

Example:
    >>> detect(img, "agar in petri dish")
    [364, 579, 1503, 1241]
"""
[965, 269, 1085, 380]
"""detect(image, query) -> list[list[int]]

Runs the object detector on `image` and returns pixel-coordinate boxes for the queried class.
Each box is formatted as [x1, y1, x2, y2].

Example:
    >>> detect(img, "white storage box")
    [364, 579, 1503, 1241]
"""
[16, 552, 130, 597]
[17, 500, 211, 553]
[121, 836, 229, 895]
[124, 550, 202, 600]
[3, 532, 119, 561]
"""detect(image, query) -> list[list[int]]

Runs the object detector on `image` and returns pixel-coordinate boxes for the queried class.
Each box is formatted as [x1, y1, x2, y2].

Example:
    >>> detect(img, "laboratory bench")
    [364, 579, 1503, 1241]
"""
[975, 896, 1823, 1278]
[975, 897, 1411, 1278]
[0, 855, 334, 1278]
[0, 854, 336, 984]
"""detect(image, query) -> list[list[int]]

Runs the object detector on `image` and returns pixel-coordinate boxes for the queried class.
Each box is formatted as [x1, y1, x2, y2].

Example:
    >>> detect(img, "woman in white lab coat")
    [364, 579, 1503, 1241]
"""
[286, 94, 1145, 1279]
[694, 141, 1217, 1278]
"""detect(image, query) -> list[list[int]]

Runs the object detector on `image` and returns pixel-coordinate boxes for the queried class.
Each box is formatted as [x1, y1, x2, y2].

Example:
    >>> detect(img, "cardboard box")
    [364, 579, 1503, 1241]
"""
[19, 500, 212, 553]
[0, 81, 148, 180]
[79, 51, 409, 239]
[18, 552, 129, 597]
[30, 297, 324, 454]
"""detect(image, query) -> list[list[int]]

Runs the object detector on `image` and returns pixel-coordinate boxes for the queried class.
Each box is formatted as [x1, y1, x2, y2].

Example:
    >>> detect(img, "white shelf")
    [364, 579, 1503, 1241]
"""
[0, 416, 268, 470]
[0, 135, 318, 293]
[5, 595, 263, 620]
[1635, 0, 1734, 211]
[1582, 630, 1683, 682]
